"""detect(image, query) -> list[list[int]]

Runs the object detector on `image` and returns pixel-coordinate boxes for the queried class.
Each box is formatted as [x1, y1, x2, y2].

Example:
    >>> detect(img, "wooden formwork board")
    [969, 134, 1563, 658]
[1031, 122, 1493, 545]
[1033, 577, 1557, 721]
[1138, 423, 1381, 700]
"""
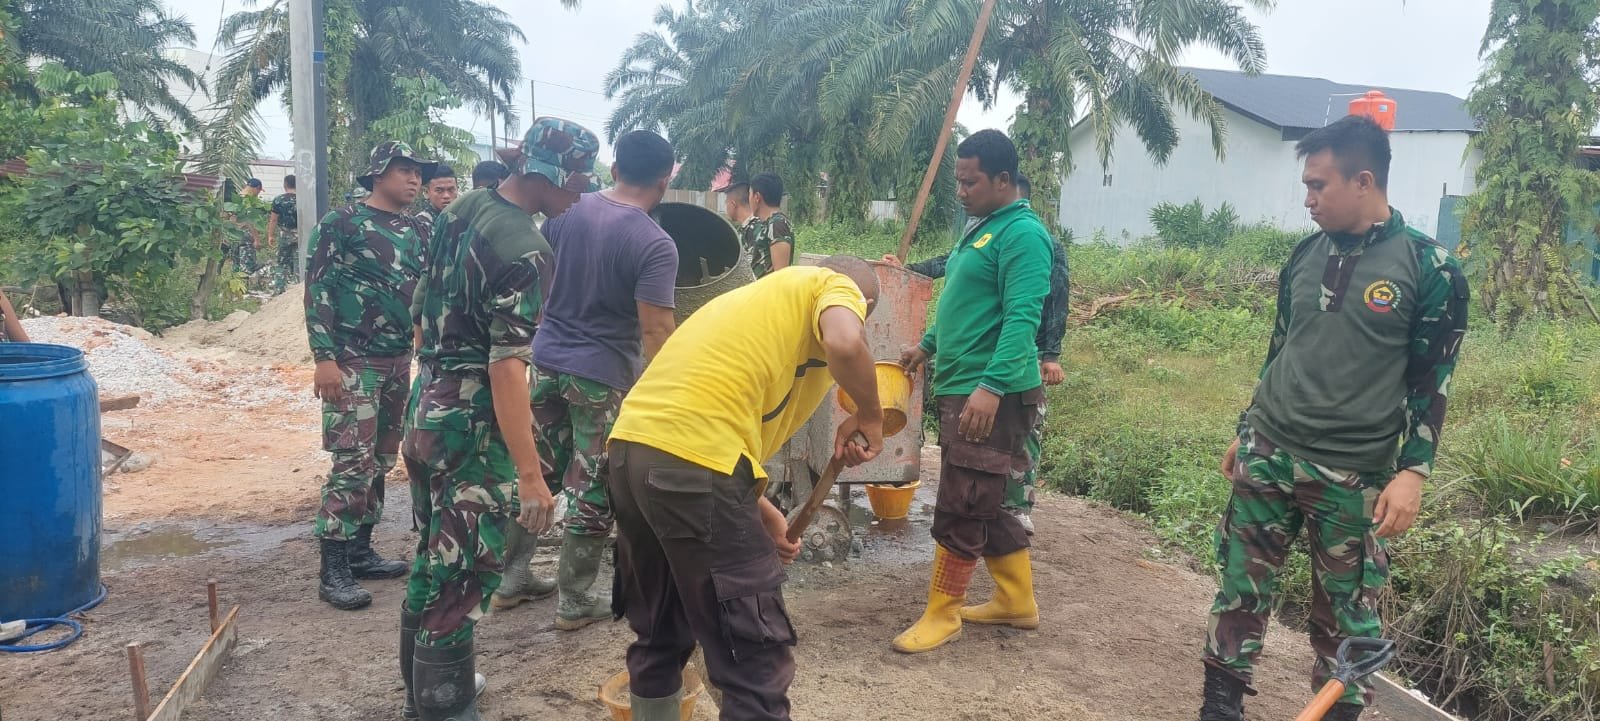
[126, 582, 240, 721]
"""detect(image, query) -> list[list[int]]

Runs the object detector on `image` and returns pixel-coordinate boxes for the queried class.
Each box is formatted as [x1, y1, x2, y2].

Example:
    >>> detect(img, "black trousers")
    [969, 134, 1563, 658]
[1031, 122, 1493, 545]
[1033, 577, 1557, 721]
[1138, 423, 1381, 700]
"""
[930, 388, 1043, 560]
[609, 441, 796, 721]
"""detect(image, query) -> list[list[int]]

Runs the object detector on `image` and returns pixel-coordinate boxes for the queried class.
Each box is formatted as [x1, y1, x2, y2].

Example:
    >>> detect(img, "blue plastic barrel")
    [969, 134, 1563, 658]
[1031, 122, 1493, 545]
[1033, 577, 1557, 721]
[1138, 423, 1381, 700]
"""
[0, 343, 101, 621]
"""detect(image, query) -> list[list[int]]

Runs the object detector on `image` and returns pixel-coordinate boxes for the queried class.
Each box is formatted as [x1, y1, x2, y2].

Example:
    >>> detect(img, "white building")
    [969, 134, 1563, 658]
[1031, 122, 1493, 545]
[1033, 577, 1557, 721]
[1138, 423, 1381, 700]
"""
[1058, 68, 1481, 242]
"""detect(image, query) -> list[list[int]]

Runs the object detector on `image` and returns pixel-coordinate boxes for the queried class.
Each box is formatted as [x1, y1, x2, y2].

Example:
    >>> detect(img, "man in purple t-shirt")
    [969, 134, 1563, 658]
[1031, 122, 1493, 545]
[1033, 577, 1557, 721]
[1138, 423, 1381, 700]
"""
[490, 130, 680, 630]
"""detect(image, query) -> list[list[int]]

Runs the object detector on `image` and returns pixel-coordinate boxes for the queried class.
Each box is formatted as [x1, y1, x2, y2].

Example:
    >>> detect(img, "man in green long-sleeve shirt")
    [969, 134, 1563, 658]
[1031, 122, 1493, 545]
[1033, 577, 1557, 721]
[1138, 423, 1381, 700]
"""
[895, 129, 1052, 655]
[1198, 115, 1468, 721]
[885, 173, 1069, 534]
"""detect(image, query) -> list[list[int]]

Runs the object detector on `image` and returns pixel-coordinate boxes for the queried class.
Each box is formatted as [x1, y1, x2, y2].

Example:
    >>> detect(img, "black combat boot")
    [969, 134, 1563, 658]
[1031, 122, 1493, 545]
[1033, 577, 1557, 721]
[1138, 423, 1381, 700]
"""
[1324, 702, 1363, 721]
[402, 611, 485, 720]
[350, 524, 410, 579]
[413, 638, 483, 721]
[1198, 664, 1250, 721]
[318, 539, 373, 610]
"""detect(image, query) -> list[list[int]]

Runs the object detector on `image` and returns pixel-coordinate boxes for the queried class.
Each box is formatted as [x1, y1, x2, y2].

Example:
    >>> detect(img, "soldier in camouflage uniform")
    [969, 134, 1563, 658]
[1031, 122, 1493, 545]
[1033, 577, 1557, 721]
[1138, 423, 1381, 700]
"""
[398, 117, 598, 721]
[499, 130, 679, 632]
[414, 164, 459, 233]
[306, 141, 438, 611]
[885, 174, 1069, 535]
[1199, 116, 1468, 721]
[743, 173, 796, 278]
[268, 174, 300, 294]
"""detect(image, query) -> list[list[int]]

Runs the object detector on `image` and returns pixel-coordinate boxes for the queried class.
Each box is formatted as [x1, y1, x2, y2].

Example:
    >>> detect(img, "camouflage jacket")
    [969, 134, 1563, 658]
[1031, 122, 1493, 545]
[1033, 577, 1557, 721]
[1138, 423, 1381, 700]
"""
[410, 188, 544, 377]
[304, 203, 428, 362]
[909, 226, 1070, 360]
[743, 211, 796, 278]
[270, 193, 299, 233]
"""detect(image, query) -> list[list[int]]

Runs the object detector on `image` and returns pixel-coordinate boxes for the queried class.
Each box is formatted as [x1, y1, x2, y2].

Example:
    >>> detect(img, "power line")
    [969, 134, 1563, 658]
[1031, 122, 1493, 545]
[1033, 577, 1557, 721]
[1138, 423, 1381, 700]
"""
[180, 0, 231, 110]
[534, 79, 606, 96]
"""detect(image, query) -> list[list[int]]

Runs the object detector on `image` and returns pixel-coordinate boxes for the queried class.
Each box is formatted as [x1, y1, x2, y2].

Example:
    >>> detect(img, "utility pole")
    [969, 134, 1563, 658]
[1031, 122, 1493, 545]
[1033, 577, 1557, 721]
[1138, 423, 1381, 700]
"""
[896, 0, 997, 261]
[289, 0, 328, 279]
[530, 79, 537, 121]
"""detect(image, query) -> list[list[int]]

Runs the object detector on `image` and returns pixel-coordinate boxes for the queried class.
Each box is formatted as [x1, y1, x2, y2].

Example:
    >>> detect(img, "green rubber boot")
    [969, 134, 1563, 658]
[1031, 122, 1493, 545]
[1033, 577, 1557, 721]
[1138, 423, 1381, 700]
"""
[491, 524, 557, 609]
[630, 689, 684, 721]
[555, 533, 612, 631]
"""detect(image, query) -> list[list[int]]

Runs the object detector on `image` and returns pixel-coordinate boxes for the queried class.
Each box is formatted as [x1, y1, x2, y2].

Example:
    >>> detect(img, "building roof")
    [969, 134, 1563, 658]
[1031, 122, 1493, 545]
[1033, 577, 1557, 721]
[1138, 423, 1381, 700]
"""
[1183, 67, 1476, 133]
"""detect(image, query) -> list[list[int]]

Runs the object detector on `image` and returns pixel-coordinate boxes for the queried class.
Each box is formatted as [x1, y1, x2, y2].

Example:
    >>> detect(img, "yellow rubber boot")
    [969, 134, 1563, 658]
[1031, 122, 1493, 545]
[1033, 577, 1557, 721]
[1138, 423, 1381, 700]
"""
[892, 545, 977, 654]
[959, 548, 1039, 629]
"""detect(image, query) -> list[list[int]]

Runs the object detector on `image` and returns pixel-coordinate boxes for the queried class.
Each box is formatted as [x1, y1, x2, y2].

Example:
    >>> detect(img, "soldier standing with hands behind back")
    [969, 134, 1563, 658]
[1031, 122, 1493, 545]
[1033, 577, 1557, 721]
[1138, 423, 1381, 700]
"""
[398, 118, 599, 721]
[305, 141, 436, 611]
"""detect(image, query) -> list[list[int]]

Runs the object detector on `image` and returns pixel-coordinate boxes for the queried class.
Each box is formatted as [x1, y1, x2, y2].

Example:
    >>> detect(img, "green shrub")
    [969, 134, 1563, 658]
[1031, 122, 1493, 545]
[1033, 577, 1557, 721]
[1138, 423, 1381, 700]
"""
[1149, 199, 1239, 248]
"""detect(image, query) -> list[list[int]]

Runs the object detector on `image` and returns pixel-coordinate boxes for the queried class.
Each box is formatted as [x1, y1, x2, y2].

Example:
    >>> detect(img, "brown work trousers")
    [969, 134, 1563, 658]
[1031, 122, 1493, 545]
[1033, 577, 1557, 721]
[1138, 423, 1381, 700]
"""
[931, 388, 1044, 560]
[609, 440, 796, 721]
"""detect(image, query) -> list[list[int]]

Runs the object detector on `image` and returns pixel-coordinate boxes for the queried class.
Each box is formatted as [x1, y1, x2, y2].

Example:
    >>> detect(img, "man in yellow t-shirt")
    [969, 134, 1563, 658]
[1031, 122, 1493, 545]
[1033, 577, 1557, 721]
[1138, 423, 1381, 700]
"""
[607, 256, 885, 721]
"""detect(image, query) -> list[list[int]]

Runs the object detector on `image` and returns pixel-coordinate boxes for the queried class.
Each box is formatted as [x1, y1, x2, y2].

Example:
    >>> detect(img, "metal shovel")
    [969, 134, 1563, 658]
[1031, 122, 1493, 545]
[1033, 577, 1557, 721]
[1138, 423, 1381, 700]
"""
[1292, 637, 1398, 721]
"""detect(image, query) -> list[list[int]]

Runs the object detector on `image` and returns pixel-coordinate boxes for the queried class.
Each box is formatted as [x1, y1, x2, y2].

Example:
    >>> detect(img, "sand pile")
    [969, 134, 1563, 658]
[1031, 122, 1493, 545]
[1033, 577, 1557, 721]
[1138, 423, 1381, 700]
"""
[162, 284, 314, 366]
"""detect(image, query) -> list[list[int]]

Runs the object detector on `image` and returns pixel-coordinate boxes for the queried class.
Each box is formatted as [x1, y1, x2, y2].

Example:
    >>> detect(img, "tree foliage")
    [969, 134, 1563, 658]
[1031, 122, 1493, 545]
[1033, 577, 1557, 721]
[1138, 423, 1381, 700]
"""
[208, 0, 525, 190]
[1461, 0, 1600, 323]
[605, 0, 1266, 237]
[4, 0, 203, 132]
[368, 75, 479, 170]
[0, 65, 225, 319]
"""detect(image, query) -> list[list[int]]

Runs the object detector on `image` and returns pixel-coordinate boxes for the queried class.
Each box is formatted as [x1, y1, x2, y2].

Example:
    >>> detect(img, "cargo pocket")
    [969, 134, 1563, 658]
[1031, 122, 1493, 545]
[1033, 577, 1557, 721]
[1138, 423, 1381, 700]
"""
[937, 440, 1011, 519]
[644, 465, 715, 542]
[321, 369, 366, 452]
[711, 554, 795, 663]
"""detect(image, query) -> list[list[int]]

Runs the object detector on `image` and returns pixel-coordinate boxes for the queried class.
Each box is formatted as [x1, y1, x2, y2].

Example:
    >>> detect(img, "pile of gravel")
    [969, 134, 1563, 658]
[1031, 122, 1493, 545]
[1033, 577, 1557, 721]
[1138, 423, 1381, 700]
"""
[17, 316, 316, 411]
[20, 316, 198, 405]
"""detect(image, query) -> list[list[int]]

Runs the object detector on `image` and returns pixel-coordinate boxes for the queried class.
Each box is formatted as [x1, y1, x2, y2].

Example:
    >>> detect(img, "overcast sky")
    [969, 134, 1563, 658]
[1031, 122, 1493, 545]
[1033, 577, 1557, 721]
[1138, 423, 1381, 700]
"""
[161, 0, 1493, 163]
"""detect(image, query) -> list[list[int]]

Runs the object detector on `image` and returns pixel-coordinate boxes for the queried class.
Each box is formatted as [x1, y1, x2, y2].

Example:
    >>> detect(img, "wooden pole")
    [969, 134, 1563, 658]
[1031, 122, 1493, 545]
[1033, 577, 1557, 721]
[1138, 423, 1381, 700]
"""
[127, 642, 152, 721]
[206, 580, 220, 633]
[895, 0, 998, 261]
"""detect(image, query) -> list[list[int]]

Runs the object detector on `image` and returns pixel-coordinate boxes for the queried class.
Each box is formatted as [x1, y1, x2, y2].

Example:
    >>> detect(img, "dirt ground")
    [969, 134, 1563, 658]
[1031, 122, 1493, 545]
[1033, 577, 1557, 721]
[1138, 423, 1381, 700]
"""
[4, 364, 1399, 721]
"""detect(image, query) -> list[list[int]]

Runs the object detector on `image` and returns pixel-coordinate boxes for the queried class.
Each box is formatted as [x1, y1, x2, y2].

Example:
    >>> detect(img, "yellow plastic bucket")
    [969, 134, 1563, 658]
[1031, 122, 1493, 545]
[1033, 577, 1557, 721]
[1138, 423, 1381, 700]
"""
[599, 668, 704, 721]
[866, 480, 921, 521]
[837, 361, 912, 437]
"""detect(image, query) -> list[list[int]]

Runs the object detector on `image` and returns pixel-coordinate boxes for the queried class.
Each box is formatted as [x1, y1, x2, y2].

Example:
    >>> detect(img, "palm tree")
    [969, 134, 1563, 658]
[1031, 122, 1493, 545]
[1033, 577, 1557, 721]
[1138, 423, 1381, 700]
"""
[816, 0, 1272, 224]
[6, 0, 203, 130]
[205, 0, 528, 185]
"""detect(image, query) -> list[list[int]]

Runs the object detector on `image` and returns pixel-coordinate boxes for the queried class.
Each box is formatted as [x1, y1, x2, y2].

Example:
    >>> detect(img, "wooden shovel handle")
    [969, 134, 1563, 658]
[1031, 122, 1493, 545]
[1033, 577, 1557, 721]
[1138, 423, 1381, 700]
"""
[785, 458, 844, 545]
[1293, 681, 1347, 721]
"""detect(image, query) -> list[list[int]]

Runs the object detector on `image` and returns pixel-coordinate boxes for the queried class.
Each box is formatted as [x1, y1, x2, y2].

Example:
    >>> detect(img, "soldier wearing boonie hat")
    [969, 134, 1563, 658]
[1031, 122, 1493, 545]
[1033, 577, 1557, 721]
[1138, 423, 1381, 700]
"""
[305, 140, 437, 614]
[397, 118, 599, 721]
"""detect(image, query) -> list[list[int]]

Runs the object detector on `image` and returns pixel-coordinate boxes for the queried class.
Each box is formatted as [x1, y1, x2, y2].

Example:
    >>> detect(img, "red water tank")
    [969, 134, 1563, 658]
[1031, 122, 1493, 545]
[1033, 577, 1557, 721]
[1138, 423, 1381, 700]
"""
[1349, 90, 1398, 130]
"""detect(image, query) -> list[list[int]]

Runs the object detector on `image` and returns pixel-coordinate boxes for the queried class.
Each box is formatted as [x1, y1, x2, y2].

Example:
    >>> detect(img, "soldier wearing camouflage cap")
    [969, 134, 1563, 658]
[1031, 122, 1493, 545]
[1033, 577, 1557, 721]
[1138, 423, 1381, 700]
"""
[397, 117, 597, 721]
[306, 140, 437, 612]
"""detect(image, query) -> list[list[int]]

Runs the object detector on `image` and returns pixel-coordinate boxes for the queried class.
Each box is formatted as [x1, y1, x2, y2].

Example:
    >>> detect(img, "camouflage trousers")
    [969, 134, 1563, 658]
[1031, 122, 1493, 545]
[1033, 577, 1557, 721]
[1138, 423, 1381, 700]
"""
[314, 354, 411, 541]
[273, 241, 299, 294]
[1205, 421, 1393, 706]
[230, 241, 258, 274]
[1002, 396, 1046, 512]
[531, 366, 625, 538]
[400, 366, 518, 647]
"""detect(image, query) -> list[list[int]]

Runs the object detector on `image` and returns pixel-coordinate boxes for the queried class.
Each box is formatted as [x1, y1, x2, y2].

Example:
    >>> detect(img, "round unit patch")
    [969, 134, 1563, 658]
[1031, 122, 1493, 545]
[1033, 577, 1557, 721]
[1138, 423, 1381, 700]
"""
[1363, 280, 1401, 313]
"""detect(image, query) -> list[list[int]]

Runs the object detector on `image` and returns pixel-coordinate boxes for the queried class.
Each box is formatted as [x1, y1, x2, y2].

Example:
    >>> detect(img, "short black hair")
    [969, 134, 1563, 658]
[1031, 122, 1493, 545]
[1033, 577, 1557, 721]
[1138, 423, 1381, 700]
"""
[246, 177, 262, 188]
[749, 173, 784, 206]
[1296, 114, 1391, 190]
[472, 160, 510, 187]
[1016, 173, 1031, 200]
[283, 174, 296, 189]
[720, 181, 750, 203]
[957, 129, 1020, 182]
[427, 164, 457, 184]
[613, 130, 675, 186]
